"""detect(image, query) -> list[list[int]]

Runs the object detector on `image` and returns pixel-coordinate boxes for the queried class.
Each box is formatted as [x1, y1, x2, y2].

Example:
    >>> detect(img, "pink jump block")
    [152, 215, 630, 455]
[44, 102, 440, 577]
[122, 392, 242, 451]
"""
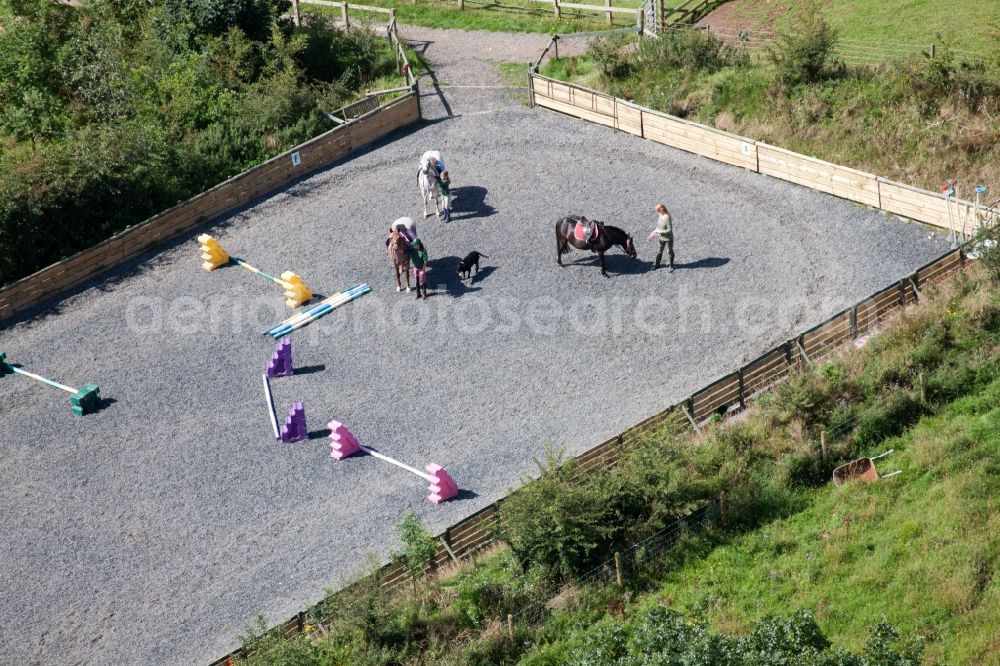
[327, 420, 361, 460]
[426, 464, 458, 504]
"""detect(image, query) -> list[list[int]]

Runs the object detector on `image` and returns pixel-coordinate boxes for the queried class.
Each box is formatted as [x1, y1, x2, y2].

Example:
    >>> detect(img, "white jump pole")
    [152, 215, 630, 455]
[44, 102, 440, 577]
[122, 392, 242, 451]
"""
[262, 373, 280, 439]
[359, 445, 435, 482]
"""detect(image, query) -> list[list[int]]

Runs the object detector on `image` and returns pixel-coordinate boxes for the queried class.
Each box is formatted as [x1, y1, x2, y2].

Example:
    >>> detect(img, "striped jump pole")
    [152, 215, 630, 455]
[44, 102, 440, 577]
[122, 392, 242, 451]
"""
[0, 350, 101, 416]
[268, 284, 371, 338]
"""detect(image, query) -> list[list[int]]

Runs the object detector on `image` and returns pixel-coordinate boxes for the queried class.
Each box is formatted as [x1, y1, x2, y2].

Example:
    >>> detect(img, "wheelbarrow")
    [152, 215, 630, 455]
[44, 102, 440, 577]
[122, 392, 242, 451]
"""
[833, 450, 901, 486]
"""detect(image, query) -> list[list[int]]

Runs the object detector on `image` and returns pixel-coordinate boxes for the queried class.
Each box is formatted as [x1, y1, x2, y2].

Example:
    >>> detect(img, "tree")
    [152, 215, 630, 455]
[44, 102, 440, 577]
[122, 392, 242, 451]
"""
[166, 0, 292, 42]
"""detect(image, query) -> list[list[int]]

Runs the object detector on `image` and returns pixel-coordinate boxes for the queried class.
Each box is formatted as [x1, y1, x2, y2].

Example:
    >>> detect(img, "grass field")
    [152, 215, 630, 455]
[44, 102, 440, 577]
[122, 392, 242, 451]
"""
[715, 0, 1000, 58]
[302, 0, 642, 34]
[653, 381, 1000, 663]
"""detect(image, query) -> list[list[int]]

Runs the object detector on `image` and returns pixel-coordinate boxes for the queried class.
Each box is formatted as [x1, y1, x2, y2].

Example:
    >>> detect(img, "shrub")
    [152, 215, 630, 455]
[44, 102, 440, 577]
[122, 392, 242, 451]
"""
[635, 26, 745, 73]
[768, 0, 842, 87]
[496, 448, 617, 578]
[587, 35, 631, 80]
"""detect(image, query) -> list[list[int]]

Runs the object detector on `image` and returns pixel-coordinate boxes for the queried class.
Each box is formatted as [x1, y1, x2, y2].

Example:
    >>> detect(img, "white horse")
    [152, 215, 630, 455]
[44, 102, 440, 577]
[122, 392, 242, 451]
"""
[418, 150, 446, 218]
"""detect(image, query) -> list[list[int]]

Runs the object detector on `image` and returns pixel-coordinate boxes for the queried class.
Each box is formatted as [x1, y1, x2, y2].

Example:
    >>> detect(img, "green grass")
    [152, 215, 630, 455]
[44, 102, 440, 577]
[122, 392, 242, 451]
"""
[304, 0, 641, 34]
[724, 0, 1000, 58]
[652, 386, 1000, 664]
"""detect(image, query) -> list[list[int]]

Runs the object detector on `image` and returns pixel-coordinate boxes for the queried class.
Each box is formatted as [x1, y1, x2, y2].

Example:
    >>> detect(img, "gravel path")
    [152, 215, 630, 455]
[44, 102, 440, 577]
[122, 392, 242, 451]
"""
[0, 27, 948, 666]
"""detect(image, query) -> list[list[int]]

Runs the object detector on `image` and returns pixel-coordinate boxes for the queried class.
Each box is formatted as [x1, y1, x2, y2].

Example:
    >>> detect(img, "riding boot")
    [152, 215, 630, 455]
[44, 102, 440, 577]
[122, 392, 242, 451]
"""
[655, 251, 663, 269]
[415, 282, 422, 299]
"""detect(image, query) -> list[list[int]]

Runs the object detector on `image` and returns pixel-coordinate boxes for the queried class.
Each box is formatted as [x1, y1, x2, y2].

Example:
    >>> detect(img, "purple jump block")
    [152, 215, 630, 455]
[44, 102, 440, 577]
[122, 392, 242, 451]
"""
[426, 464, 459, 504]
[327, 419, 362, 460]
[266, 338, 293, 378]
[280, 402, 307, 443]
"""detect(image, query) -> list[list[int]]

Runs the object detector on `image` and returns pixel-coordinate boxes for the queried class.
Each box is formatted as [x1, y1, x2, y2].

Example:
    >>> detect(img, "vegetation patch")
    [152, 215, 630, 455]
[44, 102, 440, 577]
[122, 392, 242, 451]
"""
[0, 0, 402, 286]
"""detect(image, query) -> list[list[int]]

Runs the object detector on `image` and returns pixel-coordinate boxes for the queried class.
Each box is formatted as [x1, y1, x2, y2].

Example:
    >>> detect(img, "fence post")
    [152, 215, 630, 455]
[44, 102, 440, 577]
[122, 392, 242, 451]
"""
[554, 0, 561, 19]
[605, 0, 612, 25]
[342, 2, 349, 29]
[553, 35, 559, 60]
[658, 0, 665, 31]
[820, 430, 827, 464]
[719, 491, 726, 527]
[930, 43, 936, 58]
[458, 0, 464, 8]
[292, 0, 301, 27]
[527, 67, 535, 107]
[737, 368, 746, 409]
[507, 613, 515, 641]
[850, 305, 857, 337]
[614, 552, 623, 587]
[637, 9, 644, 40]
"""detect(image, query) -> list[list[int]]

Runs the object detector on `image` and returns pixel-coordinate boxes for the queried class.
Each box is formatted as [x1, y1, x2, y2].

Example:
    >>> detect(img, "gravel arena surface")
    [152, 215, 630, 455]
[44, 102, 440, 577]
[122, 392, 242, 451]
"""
[0, 27, 949, 666]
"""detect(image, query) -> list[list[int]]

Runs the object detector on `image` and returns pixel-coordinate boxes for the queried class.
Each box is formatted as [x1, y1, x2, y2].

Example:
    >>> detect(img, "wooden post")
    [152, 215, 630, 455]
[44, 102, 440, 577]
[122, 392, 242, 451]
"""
[843, 514, 851, 540]
[292, 0, 302, 27]
[553, 35, 559, 60]
[554, 0, 561, 19]
[341, 2, 350, 28]
[719, 491, 726, 527]
[458, 0, 464, 8]
[506, 613, 515, 641]
[614, 552, 622, 587]
[658, 0, 665, 31]
[930, 43, 936, 58]
[605, 0, 612, 25]
[637, 9, 643, 40]
[820, 430, 827, 464]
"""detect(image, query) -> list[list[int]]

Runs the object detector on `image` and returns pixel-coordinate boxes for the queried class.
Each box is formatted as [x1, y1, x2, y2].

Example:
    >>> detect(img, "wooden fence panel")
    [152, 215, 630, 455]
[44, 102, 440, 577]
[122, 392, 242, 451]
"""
[878, 179, 976, 232]
[0, 94, 419, 324]
[757, 144, 880, 208]
[742, 348, 789, 398]
[916, 250, 962, 286]
[615, 101, 643, 136]
[640, 110, 757, 170]
[691, 372, 740, 421]
[802, 310, 852, 360]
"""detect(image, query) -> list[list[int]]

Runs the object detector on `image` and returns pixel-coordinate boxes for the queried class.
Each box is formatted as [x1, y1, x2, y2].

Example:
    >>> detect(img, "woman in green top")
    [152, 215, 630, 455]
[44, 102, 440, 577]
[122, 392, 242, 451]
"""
[437, 170, 451, 222]
[410, 238, 429, 299]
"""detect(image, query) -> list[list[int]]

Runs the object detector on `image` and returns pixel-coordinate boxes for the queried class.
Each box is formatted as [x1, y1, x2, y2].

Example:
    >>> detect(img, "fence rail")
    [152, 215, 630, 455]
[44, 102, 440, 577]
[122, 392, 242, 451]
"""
[527, 71, 999, 238]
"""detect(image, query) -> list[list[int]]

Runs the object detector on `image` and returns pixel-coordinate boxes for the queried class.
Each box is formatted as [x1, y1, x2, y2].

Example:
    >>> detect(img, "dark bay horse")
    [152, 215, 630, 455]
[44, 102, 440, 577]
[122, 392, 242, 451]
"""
[556, 216, 637, 277]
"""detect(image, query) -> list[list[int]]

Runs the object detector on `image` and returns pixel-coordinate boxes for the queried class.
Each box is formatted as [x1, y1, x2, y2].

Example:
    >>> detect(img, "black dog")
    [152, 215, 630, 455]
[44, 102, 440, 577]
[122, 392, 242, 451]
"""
[457, 251, 488, 280]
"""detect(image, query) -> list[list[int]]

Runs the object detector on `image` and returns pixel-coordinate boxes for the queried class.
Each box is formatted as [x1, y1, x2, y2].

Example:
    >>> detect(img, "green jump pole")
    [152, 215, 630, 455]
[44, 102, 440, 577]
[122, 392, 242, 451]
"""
[231, 257, 289, 287]
[9, 366, 78, 394]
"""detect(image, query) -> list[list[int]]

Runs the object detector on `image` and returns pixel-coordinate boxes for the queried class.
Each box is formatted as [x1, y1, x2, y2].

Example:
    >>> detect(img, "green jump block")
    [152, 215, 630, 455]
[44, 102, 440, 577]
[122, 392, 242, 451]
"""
[70, 384, 101, 417]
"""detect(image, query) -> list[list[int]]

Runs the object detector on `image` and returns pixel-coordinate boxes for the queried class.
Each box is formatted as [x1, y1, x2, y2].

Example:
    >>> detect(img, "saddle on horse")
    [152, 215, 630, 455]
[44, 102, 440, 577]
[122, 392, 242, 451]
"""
[573, 216, 602, 246]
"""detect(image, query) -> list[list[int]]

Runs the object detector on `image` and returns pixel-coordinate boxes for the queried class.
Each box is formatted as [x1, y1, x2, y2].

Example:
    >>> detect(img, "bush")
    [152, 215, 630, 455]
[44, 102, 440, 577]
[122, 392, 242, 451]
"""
[972, 223, 1000, 286]
[587, 35, 631, 80]
[635, 26, 746, 73]
[768, 0, 842, 86]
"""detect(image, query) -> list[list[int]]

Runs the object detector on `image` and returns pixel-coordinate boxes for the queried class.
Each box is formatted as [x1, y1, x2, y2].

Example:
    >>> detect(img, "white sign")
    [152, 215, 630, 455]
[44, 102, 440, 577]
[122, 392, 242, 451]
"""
[291, 151, 302, 167]
[741, 142, 752, 156]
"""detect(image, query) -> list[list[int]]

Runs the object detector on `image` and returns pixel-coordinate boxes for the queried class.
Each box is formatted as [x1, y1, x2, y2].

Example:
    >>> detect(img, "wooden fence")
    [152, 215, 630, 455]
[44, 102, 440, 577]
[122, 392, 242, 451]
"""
[527, 72, 998, 236]
[0, 93, 420, 325]
[209, 240, 968, 665]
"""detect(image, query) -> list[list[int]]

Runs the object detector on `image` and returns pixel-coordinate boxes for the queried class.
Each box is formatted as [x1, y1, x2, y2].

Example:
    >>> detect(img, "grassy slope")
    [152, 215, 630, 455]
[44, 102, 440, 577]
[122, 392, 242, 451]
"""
[653, 384, 1000, 664]
[722, 0, 1000, 56]
[304, 0, 641, 35]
